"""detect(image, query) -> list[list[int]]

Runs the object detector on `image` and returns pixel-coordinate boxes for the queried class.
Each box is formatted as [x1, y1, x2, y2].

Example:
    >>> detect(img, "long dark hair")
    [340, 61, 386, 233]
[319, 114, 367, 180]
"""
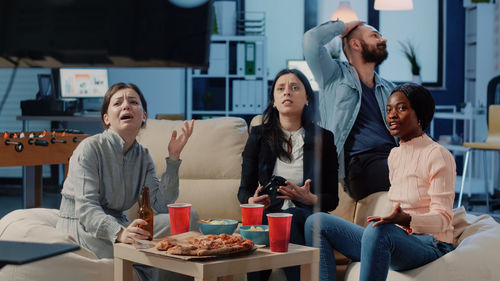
[261, 69, 317, 161]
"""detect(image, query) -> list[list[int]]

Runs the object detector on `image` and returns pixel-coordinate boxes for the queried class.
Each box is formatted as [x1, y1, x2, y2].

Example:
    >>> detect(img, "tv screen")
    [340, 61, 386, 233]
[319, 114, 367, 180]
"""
[0, 0, 213, 68]
[59, 68, 109, 99]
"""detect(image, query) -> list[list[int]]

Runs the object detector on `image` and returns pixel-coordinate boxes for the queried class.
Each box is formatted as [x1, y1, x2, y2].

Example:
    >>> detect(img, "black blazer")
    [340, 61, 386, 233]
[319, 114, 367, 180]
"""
[237, 122, 339, 212]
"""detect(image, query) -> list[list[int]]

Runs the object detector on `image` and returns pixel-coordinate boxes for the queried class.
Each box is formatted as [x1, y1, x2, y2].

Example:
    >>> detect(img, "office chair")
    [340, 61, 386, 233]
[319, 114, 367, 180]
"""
[458, 105, 500, 211]
[487, 75, 500, 119]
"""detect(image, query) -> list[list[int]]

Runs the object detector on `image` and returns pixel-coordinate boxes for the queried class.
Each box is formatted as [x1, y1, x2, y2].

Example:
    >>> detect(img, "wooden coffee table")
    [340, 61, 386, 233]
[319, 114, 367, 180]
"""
[113, 242, 319, 281]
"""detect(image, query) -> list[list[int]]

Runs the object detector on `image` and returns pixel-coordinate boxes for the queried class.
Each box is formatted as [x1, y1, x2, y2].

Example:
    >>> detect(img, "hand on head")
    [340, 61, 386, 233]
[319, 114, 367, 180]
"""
[117, 218, 151, 244]
[340, 20, 365, 39]
[277, 179, 317, 205]
[249, 186, 271, 209]
[168, 120, 194, 160]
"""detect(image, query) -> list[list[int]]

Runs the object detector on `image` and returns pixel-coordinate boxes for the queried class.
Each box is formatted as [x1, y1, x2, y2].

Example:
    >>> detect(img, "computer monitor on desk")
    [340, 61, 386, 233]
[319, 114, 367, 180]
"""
[59, 68, 109, 112]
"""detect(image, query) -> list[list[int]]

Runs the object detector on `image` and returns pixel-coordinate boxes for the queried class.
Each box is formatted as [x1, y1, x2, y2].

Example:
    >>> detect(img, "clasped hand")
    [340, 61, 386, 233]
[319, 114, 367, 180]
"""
[366, 203, 412, 228]
[117, 219, 150, 244]
[168, 120, 194, 160]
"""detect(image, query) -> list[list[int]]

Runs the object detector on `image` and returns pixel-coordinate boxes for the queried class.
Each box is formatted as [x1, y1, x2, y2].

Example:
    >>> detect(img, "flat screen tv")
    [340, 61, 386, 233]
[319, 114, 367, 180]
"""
[0, 0, 213, 68]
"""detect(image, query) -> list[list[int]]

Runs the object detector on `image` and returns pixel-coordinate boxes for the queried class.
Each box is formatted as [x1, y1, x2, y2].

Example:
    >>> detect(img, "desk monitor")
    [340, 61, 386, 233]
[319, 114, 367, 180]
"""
[286, 60, 319, 92]
[59, 68, 109, 99]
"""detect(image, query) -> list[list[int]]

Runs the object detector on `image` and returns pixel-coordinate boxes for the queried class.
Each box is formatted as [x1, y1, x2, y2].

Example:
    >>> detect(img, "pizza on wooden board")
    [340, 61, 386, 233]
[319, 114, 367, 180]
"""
[155, 233, 255, 256]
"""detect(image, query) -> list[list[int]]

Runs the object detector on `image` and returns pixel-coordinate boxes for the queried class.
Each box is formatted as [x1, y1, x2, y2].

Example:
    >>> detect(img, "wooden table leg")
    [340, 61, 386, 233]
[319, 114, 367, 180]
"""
[301, 249, 320, 281]
[114, 257, 134, 281]
[24, 165, 43, 208]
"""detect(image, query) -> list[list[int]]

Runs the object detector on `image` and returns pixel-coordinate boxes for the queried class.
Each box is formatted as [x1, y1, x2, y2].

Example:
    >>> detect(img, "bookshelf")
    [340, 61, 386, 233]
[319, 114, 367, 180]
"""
[186, 35, 267, 122]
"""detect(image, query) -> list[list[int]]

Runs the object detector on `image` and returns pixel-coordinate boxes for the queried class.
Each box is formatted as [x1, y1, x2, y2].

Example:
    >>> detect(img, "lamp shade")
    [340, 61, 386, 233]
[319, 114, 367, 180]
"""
[331, 1, 358, 22]
[374, 0, 413, 10]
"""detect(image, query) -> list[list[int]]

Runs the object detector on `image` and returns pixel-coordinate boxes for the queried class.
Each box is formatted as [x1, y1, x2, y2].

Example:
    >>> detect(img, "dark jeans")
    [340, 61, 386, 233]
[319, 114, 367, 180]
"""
[344, 150, 391, 201]
[247, 207, 313, 281]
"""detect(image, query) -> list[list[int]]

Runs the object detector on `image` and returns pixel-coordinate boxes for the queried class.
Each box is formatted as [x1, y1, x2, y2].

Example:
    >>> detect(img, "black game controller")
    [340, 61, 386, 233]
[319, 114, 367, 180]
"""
[258, 176, 287, 197]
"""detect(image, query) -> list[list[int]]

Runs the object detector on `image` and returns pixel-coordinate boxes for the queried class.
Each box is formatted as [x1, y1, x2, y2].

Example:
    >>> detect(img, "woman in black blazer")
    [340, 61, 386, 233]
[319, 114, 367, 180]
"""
[238, 69, 339, 281]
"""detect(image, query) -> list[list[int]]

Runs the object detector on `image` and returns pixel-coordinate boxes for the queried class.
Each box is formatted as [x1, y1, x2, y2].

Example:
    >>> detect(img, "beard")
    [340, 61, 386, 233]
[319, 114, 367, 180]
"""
[360, 40, 388, 66]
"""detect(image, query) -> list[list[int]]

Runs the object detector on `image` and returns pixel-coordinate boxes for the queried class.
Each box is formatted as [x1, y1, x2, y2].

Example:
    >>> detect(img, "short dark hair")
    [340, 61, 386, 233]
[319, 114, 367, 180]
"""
[390, 83, 435, 131]
[261, 68, 318, 161]
[100, 82, 148, 129]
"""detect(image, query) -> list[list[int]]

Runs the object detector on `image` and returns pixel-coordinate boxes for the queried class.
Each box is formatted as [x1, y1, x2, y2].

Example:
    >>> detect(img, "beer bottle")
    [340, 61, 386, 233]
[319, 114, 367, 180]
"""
[138, 186, 154, 240]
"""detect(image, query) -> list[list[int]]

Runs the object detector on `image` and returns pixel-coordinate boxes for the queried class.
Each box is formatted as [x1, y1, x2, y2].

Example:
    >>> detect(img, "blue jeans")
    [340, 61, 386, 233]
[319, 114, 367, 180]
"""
[247, 207, 313, 281]
[304, 213, 454, 281]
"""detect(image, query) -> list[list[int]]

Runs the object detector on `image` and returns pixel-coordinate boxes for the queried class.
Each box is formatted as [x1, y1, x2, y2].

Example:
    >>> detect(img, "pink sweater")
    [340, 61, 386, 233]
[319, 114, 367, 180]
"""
[388, 134, 456, 244]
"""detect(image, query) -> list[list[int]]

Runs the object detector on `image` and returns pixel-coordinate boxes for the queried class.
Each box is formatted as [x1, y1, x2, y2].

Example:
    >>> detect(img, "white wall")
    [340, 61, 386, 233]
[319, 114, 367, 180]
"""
[245, 0, 304, 79]
[108, 68, 185, 118]
[378, 0, 439, 83]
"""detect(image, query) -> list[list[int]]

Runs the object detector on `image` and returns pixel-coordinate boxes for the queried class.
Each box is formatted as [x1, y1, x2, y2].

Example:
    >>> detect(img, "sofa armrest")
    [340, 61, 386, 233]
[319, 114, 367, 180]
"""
[0, 208, 113, 281]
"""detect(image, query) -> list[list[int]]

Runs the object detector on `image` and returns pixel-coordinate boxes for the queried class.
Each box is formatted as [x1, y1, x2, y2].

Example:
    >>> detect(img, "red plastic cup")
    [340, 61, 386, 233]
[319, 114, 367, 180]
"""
[267, 213, 293, 252]
[168, 203, 192, 235]
[240, 204, 264, 226]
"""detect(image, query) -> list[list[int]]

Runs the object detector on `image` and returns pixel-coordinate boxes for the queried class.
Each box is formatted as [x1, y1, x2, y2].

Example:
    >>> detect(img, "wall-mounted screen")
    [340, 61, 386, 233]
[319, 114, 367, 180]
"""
[287, 60, 320, 92]
[59, 68, 109, 99]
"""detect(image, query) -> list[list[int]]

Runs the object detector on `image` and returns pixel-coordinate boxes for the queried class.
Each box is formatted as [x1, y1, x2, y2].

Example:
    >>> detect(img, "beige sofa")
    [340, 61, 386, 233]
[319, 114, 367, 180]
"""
[1, 117, 500, 281]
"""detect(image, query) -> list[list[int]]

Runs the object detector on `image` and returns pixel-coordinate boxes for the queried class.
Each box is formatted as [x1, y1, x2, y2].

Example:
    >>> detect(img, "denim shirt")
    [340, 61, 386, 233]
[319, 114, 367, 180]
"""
[302, 20, 396, 178]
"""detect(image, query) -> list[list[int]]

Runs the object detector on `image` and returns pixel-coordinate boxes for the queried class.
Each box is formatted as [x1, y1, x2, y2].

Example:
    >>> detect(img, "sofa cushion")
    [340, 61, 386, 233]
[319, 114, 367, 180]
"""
[0, 208, 113, 281]
[353, 191, 393, 227]
[135, 117, 249, 222]
[137, 117, 248, 179]
[330, 182, 356, 222]
[178, 179, 242, 220]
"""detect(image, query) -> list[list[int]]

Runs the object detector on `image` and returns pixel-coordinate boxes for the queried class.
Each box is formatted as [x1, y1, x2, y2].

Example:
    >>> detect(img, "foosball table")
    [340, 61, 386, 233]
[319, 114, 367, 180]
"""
[0, 130, 89, 208]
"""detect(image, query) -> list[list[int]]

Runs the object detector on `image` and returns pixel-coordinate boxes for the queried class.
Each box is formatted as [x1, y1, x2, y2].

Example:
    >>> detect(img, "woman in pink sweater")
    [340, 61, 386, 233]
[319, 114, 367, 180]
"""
[305, 83, 456, 281]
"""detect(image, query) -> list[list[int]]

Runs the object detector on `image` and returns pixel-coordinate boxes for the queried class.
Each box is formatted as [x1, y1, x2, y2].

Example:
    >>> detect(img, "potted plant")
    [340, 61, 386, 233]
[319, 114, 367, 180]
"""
[399, 41, 421, 84]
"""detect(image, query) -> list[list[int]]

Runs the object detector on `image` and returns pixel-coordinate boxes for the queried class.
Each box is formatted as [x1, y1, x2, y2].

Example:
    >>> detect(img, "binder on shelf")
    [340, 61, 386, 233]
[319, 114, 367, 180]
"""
[255, 41, 264, 77]
[247, 80, 255, 113]
[245, 42, 256, 75]
[240, 80, 248, 113]
[208, 43, 227, 76]
[255, 80, 264, 113]
[232, 79, 241, 112]
[236, 43, 245, 76]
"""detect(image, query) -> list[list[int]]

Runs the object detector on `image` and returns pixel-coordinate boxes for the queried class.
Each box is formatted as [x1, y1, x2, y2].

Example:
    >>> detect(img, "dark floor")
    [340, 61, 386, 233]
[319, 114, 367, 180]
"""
[1, 184, 500, 222]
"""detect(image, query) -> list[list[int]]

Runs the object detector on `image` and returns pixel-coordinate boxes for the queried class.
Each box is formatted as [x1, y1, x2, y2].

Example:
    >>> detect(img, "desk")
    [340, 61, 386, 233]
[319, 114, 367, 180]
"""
[113, 243, 319, 281]
[0, 241, 79, 269]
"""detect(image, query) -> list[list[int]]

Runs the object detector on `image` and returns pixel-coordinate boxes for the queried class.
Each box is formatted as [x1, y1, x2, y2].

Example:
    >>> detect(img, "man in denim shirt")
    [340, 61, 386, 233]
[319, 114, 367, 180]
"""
[303, 20, 397, 200]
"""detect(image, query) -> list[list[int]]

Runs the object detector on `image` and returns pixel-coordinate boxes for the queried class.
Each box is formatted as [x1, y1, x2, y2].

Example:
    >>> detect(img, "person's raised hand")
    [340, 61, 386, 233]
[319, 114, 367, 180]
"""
[117, 219, 151, 244]
[340, 20, 365, 39]
[277, 179, 318, 206]
[168, 120, 194, 160]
